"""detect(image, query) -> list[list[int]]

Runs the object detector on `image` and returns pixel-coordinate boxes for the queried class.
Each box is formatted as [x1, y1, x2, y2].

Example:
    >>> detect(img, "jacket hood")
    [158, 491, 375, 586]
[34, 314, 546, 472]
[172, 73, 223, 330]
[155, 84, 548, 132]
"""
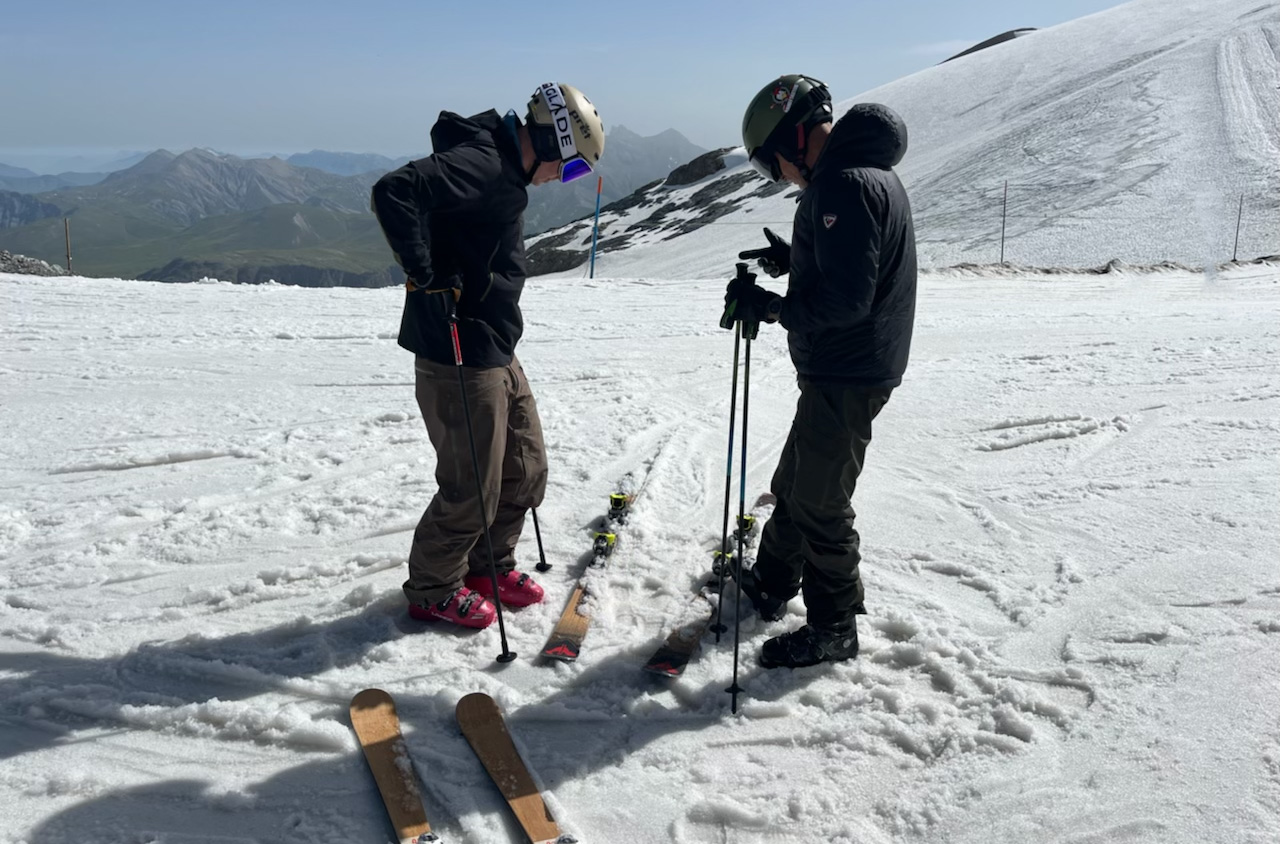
[820, 103, 908, 170]
[429, 109, 504, 154]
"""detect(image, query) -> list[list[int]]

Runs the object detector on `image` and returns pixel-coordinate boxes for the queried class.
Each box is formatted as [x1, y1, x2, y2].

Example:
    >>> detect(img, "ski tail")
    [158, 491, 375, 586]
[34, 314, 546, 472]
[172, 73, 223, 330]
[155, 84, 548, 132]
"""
[349, 689, 439, 844]
[456, 692, 575, 844]
[642, 492, 776, 677]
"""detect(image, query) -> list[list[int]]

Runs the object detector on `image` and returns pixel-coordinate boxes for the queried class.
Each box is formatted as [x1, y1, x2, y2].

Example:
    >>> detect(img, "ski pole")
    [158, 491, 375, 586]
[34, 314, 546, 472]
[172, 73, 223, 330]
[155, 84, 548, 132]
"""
[725, 263, 759, 714]
[446, 302, 516, 664]
[532, 508, 551, 572]
[713, 262, 757, 638]
[711, 319, 742, 639]
[728, 321, 754, 714]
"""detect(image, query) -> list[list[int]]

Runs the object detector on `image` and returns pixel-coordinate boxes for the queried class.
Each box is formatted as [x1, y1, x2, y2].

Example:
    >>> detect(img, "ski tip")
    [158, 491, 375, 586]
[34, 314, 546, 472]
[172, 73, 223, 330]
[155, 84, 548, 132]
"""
[457, 691, 494, 704]
[351, 688, 393, 710]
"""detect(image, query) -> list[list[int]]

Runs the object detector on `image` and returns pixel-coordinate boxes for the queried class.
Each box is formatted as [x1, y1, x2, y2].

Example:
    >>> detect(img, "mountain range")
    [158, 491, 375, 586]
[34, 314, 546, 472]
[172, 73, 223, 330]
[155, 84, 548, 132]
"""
[0, 126, 705, 285]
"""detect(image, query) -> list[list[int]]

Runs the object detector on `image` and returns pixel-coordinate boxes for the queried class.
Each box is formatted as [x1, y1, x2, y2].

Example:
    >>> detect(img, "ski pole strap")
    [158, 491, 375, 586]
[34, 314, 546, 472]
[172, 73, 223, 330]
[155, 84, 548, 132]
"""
[444, 296, 465, 367]
[449, 319, 463, 367]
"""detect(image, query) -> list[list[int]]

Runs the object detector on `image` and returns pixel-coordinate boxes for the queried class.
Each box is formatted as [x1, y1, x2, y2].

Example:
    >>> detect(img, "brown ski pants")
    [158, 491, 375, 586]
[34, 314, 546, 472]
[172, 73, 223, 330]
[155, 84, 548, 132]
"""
[403, 356, 548, 606]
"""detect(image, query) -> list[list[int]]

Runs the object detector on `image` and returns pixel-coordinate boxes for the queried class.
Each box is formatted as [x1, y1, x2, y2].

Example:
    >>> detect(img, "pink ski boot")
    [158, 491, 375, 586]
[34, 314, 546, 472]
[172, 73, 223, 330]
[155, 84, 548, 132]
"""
[408, 586, 496, 629]
[464, 570, 545, 608]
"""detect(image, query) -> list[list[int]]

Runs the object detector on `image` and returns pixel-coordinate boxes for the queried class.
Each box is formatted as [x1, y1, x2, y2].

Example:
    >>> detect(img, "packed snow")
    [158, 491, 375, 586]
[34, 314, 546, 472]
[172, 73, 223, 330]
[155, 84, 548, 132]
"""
[3, 259, 1277, 843]
[4, 0, 1280, 841]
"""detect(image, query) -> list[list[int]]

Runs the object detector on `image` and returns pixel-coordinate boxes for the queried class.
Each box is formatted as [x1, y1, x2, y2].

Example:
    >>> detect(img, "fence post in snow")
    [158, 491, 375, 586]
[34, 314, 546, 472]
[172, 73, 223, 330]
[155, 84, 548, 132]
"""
[1232, 194, 1244, 263]
[589, 176, 603, 279]
[1000, 180, 1009, 264]
[64, 218, 73, 275]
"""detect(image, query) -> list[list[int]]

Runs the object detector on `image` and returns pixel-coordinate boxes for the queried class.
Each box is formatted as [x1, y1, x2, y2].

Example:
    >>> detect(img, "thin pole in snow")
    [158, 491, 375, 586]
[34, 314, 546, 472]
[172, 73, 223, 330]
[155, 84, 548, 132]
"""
[589, 176, 603, 278]
[1232, 194, 1244, 263]
[64, 218, 73, 275]
[532, 508, 551, 572]
[1000, 180, 1008, 264]
[446, 304, 516, 664]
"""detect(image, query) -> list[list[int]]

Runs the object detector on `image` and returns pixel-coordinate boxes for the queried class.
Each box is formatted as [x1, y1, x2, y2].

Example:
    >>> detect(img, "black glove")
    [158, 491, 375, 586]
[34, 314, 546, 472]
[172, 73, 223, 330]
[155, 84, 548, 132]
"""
[724, 274, 781, 326]
[738, 227, 790, 278]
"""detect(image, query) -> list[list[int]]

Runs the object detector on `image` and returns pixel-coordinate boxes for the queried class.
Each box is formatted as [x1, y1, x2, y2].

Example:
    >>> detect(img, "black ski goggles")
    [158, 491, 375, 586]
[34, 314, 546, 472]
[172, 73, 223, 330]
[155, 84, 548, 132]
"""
[749, 144, 783, 182]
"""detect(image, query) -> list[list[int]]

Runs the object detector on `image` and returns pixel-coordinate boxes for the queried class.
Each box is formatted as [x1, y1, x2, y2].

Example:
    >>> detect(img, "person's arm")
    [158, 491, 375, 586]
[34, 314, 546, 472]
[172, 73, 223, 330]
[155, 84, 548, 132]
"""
[779, 177, 881, 333]
[369, 145, 501, 285]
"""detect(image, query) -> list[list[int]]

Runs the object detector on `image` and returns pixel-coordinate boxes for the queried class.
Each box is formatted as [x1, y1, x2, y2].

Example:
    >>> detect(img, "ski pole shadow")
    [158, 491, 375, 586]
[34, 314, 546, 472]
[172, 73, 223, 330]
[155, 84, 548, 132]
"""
[456, 611, 830, 796]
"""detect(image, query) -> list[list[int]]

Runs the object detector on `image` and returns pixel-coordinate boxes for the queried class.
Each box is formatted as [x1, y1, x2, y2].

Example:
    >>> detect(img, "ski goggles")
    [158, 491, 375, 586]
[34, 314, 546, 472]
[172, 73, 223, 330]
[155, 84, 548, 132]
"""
[748, 145, 783, 183]
[559, 154, 594, 184]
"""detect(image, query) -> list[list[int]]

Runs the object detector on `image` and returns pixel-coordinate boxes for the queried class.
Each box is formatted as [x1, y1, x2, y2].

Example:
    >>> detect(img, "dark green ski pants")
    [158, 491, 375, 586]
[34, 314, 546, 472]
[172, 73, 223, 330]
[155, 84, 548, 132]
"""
[404, 356, 548, 606]
[753, 382, 892, 628]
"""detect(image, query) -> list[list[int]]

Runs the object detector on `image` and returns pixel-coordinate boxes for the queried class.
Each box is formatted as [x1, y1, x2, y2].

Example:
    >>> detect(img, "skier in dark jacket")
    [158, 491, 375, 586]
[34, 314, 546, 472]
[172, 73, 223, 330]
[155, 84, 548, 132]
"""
[371, 83, 605, 630]
[725, 75, 917, 668]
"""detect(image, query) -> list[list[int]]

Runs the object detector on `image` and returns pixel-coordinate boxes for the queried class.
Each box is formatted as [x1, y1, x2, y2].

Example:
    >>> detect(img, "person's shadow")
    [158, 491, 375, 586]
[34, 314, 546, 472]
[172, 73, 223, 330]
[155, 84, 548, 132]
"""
[15, 579, 823, 842]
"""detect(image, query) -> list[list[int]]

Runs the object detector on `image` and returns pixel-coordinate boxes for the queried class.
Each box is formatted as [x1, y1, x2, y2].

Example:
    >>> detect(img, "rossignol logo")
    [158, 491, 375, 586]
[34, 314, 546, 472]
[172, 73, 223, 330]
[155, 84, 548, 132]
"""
[823, 213, 838, 229]
[539, 82, 578, 157]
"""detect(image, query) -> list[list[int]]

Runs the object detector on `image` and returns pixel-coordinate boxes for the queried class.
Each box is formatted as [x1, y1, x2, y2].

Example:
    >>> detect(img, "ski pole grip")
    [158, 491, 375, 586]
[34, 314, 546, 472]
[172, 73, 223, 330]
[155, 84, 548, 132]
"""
[719, 263, 758, 331]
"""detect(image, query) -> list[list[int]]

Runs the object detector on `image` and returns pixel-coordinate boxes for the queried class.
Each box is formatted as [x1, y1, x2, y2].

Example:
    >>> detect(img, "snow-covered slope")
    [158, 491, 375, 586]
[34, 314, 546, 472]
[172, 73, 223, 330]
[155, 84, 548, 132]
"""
[3, 258, 1278, 843]
[530, 0, 1280, 278]
[3, 3, 1280, 843]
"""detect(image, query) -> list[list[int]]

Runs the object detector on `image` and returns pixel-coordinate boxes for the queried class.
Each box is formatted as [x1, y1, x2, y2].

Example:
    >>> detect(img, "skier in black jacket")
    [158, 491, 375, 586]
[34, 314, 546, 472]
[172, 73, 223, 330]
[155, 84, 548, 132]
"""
[725, 75, 917, 668]
[371, 83, 605, 630]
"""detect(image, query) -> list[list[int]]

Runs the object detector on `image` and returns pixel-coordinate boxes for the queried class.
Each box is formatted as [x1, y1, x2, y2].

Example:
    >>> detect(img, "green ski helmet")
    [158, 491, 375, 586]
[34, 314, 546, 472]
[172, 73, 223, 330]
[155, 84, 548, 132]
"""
[526, 82, 605, 183]
[741, 74, 833, 182]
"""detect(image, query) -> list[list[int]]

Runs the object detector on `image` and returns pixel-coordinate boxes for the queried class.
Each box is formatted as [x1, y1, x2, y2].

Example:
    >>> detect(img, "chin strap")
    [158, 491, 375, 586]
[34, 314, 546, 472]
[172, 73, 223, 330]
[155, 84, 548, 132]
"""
[792, 123, 814, 182]
[792, 107, 832, 182]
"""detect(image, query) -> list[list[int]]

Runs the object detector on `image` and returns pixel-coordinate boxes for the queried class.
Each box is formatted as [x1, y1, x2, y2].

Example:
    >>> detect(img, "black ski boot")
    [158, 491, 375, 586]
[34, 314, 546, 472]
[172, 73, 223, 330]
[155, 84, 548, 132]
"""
[759, 621, 859, 669]
[736, 565, 791, 622]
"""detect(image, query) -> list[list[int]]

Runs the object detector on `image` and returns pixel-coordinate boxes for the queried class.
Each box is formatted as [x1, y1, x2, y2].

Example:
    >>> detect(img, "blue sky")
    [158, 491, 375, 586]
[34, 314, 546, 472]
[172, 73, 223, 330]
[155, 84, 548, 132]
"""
[1, 0, 1126, 160]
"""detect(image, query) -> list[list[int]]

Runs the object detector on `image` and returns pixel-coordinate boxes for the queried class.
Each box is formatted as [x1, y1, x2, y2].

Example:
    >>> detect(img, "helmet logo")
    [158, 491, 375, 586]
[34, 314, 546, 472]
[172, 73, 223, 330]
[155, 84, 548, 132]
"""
[772, 81, 801, 113]
[539, 82, 579, 159]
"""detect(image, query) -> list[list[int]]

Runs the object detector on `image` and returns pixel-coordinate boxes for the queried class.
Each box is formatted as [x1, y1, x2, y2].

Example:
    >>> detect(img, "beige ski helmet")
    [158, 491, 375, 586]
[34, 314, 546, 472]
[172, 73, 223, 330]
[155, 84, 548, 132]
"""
[526, 82, 605, 182]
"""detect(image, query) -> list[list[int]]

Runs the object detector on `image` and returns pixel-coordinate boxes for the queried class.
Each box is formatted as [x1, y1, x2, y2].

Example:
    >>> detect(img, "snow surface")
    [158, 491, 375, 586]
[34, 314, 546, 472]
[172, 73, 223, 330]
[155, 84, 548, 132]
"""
[3, 1, 1280, 841]
[534, 0, 1280, 279]
[2, 260, 1278, 843]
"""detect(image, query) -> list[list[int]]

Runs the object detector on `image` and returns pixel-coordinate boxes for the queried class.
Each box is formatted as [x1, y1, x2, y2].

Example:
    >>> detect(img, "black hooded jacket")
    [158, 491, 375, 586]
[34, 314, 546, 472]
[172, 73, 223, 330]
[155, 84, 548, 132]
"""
[371, 110, 530, 367]
[778, 103, 917, 387]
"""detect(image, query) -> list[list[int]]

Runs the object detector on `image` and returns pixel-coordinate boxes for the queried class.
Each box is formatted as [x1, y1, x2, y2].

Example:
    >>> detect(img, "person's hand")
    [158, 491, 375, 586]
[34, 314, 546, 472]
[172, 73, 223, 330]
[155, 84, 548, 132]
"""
[738, 227, 790, 278]
[407, 274, 463, 299]
[723, 272, 781, 326]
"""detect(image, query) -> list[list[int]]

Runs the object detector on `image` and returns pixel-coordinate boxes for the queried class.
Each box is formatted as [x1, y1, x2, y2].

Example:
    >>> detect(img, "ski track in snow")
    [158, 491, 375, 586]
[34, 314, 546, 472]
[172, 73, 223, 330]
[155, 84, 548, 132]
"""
[2, 262, 1277, 843]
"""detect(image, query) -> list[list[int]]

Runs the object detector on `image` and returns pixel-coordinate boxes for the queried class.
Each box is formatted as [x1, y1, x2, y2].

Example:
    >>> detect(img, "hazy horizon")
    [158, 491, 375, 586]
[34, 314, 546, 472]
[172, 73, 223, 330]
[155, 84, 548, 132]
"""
[1, 0, 1126, 171]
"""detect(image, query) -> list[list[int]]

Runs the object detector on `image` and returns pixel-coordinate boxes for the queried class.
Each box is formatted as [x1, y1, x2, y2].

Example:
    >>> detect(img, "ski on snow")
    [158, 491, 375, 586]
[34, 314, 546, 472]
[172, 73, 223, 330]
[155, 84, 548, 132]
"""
[351, 689, 576, 844]
[643, 492, 775, 677]
[456, 691, 577, 844]
[349, 688, 441, 844]
[540, 478, 640, 662]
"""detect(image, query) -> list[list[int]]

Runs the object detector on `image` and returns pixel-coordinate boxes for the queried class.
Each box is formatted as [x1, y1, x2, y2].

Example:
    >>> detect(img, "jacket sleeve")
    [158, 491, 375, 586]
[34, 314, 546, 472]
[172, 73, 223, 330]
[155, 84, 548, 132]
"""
[779, 177, 880, 334]
[369, 145, 503, 283]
